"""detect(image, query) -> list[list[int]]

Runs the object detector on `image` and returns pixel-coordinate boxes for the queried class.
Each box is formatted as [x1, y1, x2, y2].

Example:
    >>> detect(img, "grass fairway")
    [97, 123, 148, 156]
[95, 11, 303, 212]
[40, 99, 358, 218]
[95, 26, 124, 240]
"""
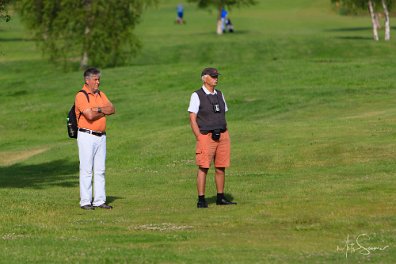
[1, 0, 396, 262]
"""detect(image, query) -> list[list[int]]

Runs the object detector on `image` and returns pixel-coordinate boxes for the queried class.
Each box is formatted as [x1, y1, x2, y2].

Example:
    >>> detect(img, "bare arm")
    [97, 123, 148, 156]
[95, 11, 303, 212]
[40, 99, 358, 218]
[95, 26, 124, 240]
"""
[189, 112, 201, 139]
[96, 102, 115, 116]
[83, 102, 115, 121]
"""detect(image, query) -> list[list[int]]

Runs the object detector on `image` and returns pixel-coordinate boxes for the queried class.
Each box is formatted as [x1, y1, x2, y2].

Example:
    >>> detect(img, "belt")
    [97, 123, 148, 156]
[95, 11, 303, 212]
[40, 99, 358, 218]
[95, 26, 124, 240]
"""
[79, 128, 106, 137]
[200, 129, 227, 135]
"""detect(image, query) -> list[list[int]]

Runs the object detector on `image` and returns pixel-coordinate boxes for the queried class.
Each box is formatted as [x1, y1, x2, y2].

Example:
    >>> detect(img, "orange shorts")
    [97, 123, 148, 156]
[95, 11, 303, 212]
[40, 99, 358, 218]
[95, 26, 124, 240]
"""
[195, 130, 230, 168]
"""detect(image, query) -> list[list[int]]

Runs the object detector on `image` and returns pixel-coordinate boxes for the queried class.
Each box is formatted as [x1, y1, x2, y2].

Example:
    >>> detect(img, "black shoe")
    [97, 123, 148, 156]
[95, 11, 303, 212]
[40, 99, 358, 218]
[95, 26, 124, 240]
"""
[81, 204, 95, 210]
[216, 197, 237, 205]
[197, 199, 208, 208]
[95, 203, 113, 209]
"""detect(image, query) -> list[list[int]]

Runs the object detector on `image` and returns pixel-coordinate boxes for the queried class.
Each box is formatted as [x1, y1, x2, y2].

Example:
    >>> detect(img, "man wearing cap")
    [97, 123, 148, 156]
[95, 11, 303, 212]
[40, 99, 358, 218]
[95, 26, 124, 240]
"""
[188, 67, 237, 208]
[75, 67, 115, 210]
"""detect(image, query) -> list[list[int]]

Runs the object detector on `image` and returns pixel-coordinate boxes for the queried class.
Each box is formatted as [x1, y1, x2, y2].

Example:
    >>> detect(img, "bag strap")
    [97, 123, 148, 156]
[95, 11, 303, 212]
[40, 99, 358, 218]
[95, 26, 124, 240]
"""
[78, 89, 90, 103]
[77, 90, 90, 120]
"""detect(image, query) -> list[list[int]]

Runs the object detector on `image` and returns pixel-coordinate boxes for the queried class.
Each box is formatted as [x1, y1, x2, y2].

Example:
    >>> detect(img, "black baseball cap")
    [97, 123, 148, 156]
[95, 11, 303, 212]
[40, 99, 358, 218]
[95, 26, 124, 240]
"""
[201, 67, 220, 77]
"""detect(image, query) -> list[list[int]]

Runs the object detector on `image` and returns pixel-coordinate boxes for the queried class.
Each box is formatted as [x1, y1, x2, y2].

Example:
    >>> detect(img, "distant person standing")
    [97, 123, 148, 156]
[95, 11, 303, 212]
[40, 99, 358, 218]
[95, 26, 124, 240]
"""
[176, 3, 185, 24]
[188, 67, 237, 208]
[75, 67, 115, 210]
[221, 8, 228, 33]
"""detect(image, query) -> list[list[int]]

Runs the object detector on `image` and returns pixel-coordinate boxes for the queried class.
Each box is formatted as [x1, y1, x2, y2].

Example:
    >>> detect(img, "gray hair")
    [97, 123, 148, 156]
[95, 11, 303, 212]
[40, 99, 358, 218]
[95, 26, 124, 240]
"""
[201, 75, 209, 82]
[84, 67, 101, 80]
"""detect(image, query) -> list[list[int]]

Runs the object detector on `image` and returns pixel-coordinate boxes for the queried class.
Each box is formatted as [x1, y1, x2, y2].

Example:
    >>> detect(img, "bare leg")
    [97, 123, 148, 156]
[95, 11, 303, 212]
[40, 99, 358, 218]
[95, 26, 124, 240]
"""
[197, 167, 208, 196]
[215, 167, 225, 194]
[215, 167, 236, 205]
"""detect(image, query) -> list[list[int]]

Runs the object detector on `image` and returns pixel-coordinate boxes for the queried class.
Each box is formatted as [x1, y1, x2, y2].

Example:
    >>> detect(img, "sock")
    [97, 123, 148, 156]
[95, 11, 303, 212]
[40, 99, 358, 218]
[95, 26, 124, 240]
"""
[198, 195, 205, 201]
[217, 193, 224, 200]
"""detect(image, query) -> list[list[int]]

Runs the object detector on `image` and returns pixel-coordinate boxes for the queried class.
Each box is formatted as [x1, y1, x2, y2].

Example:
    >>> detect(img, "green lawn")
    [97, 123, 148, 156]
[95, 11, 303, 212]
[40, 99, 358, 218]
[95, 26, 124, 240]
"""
[1, 0, 396, 263]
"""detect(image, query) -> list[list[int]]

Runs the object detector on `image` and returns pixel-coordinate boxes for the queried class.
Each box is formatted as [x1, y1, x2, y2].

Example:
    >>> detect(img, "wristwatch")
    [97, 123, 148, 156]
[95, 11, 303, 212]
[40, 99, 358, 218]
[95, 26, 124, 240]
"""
[98, 107, 102, 113]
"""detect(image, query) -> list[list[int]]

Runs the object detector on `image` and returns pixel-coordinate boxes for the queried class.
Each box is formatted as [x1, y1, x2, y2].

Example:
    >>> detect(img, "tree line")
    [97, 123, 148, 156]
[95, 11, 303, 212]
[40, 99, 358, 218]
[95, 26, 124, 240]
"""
[332, 0, 393, 40]
[3, 1, 389, 69]
[1, 0, 255, 69]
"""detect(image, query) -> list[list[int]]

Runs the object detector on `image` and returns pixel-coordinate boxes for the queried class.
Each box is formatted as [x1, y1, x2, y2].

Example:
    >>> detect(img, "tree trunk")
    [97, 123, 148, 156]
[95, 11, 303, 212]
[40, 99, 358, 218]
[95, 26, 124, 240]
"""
[368, 0, 379, 41]
[216, 5, 223, 35]
[80, 50, 89, 69]
[374, 13, 381, 29]
[80, 0, 92, 69]
[80, 26, 90, 69]
[381, 0, 390, 41]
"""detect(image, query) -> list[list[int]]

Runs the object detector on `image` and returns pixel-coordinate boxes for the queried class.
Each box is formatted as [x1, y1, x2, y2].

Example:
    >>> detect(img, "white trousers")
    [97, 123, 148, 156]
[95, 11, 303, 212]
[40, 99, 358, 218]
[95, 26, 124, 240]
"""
[77, 131, 107, 207]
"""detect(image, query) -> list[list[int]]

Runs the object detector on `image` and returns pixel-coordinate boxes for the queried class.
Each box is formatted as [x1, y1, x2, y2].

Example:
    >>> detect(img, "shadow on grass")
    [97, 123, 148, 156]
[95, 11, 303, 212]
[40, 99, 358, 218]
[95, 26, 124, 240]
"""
[107, 196, 124, 204]
[325, 27, 371, 32]
[0, 159, 78, 189]
[206, 193, 237, 205]
[335, 36, 372, 40]
[0, 38, 35, 42]
[226, 30, 249, 35]
[191, 29, 249, 36]
[325, 27, 374, 40]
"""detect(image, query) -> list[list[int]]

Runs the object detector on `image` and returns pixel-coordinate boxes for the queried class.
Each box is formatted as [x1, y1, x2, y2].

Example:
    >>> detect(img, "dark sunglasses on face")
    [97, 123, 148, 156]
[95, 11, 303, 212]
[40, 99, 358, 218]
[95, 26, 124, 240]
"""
[210, 75, 219, 79]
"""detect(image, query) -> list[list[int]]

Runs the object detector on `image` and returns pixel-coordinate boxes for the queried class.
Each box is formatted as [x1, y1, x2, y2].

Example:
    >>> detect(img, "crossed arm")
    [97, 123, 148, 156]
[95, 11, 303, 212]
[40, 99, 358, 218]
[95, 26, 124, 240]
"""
[82, 103, 115, 121]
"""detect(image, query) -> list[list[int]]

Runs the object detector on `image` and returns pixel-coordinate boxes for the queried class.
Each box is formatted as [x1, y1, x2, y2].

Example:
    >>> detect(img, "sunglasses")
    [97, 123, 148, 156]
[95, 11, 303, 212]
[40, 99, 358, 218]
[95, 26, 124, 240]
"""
[209, 75, 219, 78]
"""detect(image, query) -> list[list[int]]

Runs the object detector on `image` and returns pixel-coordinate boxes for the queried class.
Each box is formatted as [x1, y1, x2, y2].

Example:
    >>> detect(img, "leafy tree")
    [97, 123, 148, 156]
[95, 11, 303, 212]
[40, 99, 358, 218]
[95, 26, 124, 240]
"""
[332, 0, 392, 40]
[0, 0, 11, 22]
[187, 0, 257, 35]
[15, 0, 157, 69]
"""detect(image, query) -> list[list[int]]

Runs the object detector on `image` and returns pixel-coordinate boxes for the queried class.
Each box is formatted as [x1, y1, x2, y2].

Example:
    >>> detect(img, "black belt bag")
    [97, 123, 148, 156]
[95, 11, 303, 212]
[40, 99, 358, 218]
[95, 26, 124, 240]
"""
[212, 129, 221, 140]
[200, 129, 226, 140]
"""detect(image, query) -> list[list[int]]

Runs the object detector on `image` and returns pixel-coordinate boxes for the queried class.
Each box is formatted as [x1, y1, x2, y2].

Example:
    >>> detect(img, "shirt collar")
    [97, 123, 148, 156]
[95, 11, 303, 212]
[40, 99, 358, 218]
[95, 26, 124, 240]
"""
[201, 85, 217, 95]
[83, 84, 100, 95]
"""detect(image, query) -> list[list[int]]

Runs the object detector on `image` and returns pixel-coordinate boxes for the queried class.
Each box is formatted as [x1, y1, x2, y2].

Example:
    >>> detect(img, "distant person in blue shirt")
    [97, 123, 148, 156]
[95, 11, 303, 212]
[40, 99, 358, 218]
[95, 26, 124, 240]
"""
[221, 8, 228, 33]
[176, 4, 185, 24]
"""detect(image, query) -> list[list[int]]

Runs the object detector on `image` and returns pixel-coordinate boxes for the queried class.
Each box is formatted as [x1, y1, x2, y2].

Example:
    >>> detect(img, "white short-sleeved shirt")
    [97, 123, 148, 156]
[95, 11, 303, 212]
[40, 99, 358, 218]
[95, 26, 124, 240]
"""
[188, 86, 228, 114]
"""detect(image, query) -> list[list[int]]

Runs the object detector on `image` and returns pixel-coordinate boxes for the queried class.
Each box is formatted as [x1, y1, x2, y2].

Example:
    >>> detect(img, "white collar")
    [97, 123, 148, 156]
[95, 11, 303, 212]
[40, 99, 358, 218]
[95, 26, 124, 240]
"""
[201, 85, 217, 95]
